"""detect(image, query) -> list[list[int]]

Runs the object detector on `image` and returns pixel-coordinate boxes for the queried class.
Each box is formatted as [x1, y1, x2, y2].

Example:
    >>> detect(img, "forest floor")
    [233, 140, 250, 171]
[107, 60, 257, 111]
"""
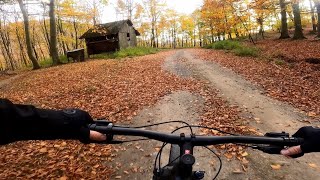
[0, 36, 319, 179]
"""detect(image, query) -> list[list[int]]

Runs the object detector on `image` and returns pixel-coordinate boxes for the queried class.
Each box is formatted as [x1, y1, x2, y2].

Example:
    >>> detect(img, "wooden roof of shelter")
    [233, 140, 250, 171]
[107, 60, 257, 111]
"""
[79, 19, 140, 39]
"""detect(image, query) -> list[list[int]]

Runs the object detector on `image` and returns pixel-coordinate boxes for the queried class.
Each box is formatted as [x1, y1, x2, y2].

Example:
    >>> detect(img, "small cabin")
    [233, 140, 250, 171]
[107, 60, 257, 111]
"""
[79, 20, 140, 56]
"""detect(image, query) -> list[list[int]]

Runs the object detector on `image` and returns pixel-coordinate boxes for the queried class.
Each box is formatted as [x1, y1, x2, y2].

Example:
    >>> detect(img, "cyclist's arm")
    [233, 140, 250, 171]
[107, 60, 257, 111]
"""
[0, 98, 105, 145]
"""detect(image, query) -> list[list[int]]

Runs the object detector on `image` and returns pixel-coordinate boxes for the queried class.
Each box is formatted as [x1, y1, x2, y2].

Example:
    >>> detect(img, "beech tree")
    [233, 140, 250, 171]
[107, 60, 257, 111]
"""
[17, 0, 40, 69]
[292, 0, 305, 39]
[279, 0, 290, 39]
[49, 0, 61, 65]
[309, 0, 317, 33]
[116, 0, 134, 20]
[143, 0, 165, 48]
[316, 1, 320, 37]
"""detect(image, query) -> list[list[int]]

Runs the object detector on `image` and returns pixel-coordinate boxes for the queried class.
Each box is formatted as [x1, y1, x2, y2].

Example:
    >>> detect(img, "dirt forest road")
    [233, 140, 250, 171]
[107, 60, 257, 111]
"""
[113, 49, 320, 180]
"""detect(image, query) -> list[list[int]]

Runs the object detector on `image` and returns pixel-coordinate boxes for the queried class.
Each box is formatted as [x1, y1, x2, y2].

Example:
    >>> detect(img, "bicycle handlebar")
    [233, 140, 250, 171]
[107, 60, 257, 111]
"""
[89, 121, 304, 179]
[88, 122, 304, 147]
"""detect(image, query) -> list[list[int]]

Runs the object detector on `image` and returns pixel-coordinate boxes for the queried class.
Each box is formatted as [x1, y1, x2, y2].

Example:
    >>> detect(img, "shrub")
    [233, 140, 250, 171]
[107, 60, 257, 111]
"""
[206, 40, 242, 50]
[204, 44, 215, 49]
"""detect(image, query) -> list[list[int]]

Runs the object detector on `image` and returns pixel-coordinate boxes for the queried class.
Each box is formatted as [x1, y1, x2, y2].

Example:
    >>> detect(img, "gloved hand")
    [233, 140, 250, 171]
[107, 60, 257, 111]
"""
[30, 108, 107, 143]
[281, 126, 320, 157]
[0, 98, 106, 144]
[56, 109, 107, 143]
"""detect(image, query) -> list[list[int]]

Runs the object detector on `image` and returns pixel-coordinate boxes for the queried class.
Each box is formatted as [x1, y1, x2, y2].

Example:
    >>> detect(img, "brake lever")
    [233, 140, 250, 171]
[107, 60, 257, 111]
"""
[89, 119, 114, 141]
[253, 145, 304, 158]
[252, 131, 304, 158]
[252, 145, 283, 154]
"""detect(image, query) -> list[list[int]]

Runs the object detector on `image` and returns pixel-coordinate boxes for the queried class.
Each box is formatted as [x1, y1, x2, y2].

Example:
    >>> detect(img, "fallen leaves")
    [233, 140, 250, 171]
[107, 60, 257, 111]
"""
[271, 164, 282, 170]
[1, 52, 193, 179]
[59, 176, 68, 180]
[308, 112, 317, 117]
[241, 151, 249, 157]
[0, 51, 253, 179]
[224, 152, 234, 159]
[0, 49, 265, 179]
[308, 163, 318, 168]
[39, 147, 48, 153]
[232, 169, 244, 174]
[193, 47, 320, 118]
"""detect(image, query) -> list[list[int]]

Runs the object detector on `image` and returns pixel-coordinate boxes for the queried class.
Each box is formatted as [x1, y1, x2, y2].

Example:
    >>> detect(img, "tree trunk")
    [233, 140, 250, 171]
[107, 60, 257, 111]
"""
[41, 18, 51, 54]
[0, 19, 16, 70]
[73, 18, 78, 49]
[258, 17, 265, 39]
[15, 17, 28, 66]
[57, 18, 69, 54]
[228, 32, 232, 40]
[0, 32, 14, 70]
[31, 24, 39, 61]
[193, 29, 196, 47]
[49, 0, 61, 65]
[151, 21, 156, 48]
[16, 33, 28, 66]
[279, 0, 290, 39]
[93, 0, 98, 25]
[36, 34, 46, 60]
[210, 24, 214, 43]
[17, 0, 40, 70]
[173, 27, 176, 49]
[309, 0, 317, 33]
[181, 36, 184, 48]
[198, 25, 202, 47]
[292, 2, 305, 39]
[317, 4, 320, 38]
[155, 27, 159, 48]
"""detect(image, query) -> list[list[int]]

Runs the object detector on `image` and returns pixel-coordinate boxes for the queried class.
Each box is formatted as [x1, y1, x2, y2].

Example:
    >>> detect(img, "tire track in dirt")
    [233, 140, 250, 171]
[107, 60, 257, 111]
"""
[175, 49, 320, 180]
[108, 49, 320, 180]
[109, 91, 209, 179]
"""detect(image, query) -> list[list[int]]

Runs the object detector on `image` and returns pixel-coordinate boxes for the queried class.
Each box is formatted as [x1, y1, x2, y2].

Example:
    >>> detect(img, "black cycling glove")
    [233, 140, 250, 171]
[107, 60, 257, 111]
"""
[0, 99, 93, 144]
[293, 126, 320, 153]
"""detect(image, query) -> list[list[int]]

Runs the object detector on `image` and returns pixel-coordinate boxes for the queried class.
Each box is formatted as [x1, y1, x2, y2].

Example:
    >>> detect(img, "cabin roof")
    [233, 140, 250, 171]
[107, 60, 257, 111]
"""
[79, 19, 140, 39]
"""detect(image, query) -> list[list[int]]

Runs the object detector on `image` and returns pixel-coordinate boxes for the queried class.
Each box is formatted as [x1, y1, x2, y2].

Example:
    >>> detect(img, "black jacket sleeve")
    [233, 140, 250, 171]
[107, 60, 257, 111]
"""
[0, 99, 92, 145]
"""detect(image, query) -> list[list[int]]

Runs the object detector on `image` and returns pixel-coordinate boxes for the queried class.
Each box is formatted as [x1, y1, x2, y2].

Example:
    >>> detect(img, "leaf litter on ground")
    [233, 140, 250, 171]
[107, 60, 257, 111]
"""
[0, 51, 256, 179]
[192, 44, 320, 119]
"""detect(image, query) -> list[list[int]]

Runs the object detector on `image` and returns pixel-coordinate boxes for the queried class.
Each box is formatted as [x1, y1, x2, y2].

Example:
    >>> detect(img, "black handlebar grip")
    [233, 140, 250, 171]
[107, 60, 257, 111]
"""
[288, 137, 304, 146]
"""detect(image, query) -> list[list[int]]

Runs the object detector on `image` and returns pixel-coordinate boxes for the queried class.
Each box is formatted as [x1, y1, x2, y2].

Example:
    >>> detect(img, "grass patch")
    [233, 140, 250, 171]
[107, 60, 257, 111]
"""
[90, 53, 114, 59]
[274, 59, 285, 66]
[29, 47, 158, 69]
[205, 40, 259, 57]
[205, 40, 242, 50]
[27, 55, 69, 68]
[91, 47, 159, 59]
[233, 46, 259, 57]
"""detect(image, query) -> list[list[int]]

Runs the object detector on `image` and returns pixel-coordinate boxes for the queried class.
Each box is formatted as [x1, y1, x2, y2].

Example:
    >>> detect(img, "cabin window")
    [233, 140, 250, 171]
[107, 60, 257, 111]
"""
[127, 33, 130, 41]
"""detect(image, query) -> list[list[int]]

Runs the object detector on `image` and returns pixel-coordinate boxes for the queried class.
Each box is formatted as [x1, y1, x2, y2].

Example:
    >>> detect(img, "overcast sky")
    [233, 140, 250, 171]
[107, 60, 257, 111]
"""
[101, 0, 203, 23]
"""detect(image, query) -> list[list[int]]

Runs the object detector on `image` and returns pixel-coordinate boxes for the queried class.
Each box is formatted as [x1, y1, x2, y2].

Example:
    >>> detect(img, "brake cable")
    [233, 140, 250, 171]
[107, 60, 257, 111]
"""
[155, 124, 243, 179]
[107, 121, 193, 144]
[204, 146, 222, 180]
[114, 120, 194, 134]
[112, 121, 251, 179]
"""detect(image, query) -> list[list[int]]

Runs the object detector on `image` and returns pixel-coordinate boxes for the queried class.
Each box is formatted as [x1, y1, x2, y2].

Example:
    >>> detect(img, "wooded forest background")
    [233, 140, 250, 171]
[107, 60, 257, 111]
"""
[0, 0, 319, 71]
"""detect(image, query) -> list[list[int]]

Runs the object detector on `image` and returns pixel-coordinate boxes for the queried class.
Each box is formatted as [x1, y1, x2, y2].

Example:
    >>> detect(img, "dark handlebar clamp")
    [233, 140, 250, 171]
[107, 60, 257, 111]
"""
[89, 120, 115, 143]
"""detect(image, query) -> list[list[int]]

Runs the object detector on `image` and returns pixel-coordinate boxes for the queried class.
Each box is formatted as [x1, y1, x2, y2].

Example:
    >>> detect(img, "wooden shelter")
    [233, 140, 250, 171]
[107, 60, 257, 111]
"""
[79, 20, 140, 56]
